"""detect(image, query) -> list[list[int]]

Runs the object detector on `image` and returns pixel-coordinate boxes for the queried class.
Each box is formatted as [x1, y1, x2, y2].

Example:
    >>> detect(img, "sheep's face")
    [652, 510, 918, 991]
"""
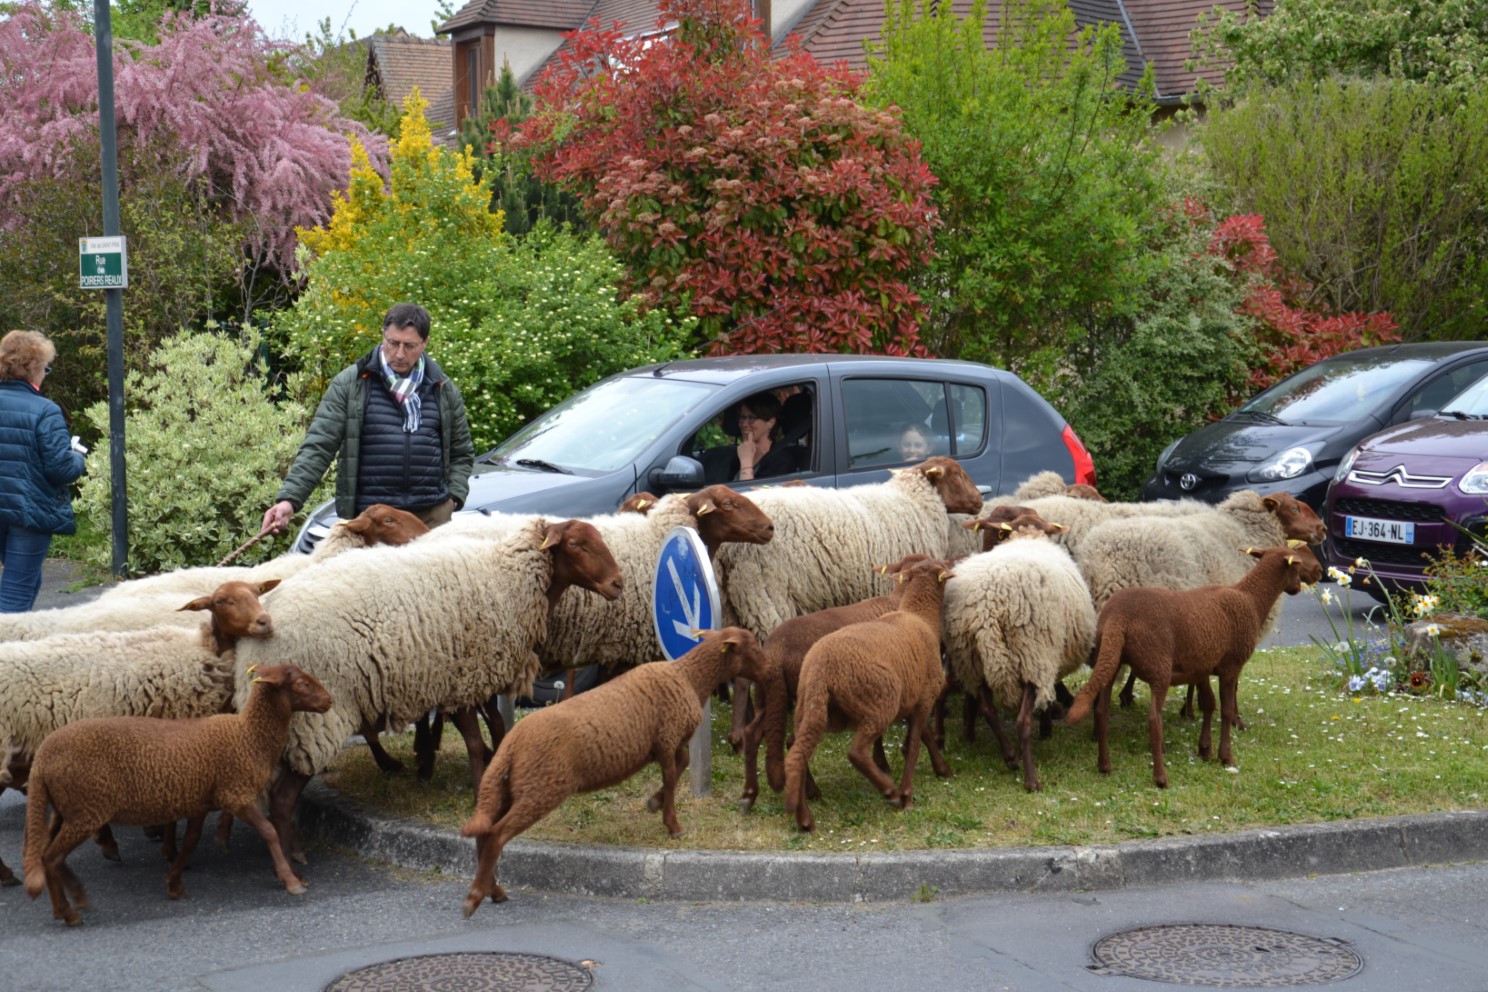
[251, 664, 334, 713]
[689, 486, 774, 547]
[917, 457, 983, 516]
[1065, 483, 1107, 503]
[546, 520, 624, 601]
[341, 504, 430, 546]
[1261, 492, 1327, 544]
[181, 580, 275, 641]
[617, 492, 659, 515]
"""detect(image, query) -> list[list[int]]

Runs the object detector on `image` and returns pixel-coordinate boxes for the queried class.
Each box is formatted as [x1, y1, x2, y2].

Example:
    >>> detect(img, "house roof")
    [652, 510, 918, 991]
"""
[481, 0, 1267, 105]
[439, 0, 597, 34]
[365, 30, 453, 109]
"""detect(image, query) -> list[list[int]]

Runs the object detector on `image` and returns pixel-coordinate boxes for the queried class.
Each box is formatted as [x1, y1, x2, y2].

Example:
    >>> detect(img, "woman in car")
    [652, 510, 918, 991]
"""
[733, 391, 795, 482]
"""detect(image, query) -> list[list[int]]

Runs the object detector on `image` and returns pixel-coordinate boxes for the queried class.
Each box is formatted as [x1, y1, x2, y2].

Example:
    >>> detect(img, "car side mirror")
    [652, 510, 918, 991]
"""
[650, 455, 706, 491]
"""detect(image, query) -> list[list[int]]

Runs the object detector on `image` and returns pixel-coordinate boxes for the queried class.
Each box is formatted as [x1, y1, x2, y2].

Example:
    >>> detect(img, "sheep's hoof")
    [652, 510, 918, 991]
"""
[462, 897, 481, 919]
[287, 881, 308, 896]
[290, 850, 308, 866]
[1198, 746, 1212, 761]
[737, 796, 755, 814]
[63, 912, 84, 927]
[1024, 779, 1042, 793]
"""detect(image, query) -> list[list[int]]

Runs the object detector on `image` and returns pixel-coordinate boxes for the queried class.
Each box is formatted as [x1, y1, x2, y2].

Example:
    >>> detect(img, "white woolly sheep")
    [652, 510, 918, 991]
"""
[233, 517, 623, 864]
[941, 512, 1096, 792]
[85, 504, 427, 608]
[0, 580, 278, 886]
[22, 664, 332, 924]
[715, 456, 983, 641]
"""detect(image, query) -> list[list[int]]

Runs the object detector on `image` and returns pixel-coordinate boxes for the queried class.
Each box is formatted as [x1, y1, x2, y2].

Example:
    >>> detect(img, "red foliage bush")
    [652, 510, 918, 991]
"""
[515, 0, 938, 356]
[1206, 211, 1400, 393]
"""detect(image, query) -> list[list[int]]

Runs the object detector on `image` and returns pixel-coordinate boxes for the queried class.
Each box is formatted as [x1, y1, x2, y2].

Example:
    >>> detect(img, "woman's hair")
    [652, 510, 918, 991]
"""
[0, 330, 55, 383]
[899, 422, 929, 441]
[738, 391, 784, 438]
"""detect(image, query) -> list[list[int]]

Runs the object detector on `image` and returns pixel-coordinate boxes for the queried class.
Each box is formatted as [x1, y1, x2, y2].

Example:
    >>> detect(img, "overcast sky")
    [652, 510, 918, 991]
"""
[246, 0, 444, 42]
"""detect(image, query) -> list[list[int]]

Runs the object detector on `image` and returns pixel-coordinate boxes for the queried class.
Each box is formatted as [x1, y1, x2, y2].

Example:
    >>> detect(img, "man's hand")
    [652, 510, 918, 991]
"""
[262, 500, 295, 536]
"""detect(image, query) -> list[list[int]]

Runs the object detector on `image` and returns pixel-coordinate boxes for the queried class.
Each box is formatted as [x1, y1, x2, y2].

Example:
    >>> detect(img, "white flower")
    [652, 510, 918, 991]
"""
[1354, 556, 1370, 569]
[1320, 589, 1335, 605]
[1426, 623, 1441, 637]
[1327, 566, 1345, 581]
[1335, 572, 1352, 588]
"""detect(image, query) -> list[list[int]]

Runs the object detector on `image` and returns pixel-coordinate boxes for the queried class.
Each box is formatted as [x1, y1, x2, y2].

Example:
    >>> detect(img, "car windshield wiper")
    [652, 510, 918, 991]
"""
[1229, 409, 1287, 425]
[1444, 410, 1488, 420]
[474, 452, 505, 465]
[515, 458, 571, 474]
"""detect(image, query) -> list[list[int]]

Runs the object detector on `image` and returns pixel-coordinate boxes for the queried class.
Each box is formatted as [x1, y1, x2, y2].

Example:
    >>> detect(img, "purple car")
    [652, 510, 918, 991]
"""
[1323, 371, 1488, 600]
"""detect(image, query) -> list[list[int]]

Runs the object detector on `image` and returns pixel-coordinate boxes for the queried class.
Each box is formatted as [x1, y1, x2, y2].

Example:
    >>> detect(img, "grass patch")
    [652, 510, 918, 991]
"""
[323, 647, 1488, 852]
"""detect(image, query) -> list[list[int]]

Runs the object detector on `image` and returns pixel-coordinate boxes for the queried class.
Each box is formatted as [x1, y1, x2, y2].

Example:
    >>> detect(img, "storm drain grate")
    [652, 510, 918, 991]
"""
[1088, 923, 1362, 987]
[325, 952, 594, 992]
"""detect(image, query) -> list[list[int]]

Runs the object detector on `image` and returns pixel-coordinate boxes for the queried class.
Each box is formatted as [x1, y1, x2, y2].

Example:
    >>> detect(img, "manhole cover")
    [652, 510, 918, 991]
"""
[1089, 924, 1362, 987]
[325, 952, 594, 992]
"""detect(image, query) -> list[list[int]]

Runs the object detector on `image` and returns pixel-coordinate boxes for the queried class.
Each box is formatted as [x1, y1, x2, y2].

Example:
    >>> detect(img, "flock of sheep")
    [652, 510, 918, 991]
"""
[1, 456, 1328, 924]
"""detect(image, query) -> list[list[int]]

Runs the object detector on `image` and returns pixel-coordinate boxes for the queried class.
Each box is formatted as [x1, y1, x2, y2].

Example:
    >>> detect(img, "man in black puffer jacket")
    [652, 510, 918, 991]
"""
[261, 303, 475, 536]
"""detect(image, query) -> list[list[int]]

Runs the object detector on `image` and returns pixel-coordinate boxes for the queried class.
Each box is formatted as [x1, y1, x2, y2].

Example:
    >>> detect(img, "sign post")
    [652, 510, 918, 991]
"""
[651, 526, 721, 796]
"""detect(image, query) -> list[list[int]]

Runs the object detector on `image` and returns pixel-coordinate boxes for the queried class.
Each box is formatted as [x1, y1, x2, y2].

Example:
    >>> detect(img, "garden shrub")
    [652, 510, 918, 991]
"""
[73, 327, 326, 575]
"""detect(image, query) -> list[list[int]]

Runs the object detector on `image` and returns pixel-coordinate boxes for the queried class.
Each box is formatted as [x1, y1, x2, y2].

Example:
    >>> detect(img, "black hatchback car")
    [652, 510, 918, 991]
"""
[293, 354, 1095, 552]
[1140, 342, 1488, 510]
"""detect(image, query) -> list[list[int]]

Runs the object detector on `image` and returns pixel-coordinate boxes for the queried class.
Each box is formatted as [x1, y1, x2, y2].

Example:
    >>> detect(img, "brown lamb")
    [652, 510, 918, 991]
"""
[22, 664, 333, 926]
[459, 627, 782, 915]
[617, 491, 660, 514]
[1065, 544, 1322, 788]
[729, 553, 937, 812]
[784, 558, 954, 833]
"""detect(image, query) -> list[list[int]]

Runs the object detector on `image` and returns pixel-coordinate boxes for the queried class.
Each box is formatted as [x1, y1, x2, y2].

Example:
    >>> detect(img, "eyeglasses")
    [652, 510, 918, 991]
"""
[738, 413, 764, 423]
[381, 338, 424, 355]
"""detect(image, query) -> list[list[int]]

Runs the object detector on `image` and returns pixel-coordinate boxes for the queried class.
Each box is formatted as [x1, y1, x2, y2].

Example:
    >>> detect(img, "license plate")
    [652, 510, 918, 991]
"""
[1344, 514, 1415, 545]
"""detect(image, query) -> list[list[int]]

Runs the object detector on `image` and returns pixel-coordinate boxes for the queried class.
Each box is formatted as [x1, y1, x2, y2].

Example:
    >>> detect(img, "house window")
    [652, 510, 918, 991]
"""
[466, 46, 481, 115]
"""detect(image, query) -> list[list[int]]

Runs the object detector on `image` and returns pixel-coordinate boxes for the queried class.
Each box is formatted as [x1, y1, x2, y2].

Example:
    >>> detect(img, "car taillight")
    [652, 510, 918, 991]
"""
[1061, 424, 1096, 487]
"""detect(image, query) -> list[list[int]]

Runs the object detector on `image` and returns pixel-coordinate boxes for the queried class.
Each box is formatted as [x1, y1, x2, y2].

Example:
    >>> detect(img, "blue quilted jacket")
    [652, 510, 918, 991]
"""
[0, 379, 86, 535]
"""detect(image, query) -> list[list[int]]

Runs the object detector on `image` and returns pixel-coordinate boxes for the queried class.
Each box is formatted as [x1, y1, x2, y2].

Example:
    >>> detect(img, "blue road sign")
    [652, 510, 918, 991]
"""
[652, 526, 721, 661]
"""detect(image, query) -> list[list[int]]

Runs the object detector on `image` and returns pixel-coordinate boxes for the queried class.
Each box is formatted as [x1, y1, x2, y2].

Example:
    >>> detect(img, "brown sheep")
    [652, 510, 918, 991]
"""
[730, 554, 937, 812]
[459, 627, 780, 914]
[22, 664, 333, 925]
[617, 491, 660, 514]
[1065, 545, 1321, 789]
[1064, 483, 1107, 502]
[784, 559, 954, 833]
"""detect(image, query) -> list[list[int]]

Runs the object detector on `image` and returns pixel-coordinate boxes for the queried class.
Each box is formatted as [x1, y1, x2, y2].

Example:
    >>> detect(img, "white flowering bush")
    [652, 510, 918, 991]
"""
[73, 327, 329, 575]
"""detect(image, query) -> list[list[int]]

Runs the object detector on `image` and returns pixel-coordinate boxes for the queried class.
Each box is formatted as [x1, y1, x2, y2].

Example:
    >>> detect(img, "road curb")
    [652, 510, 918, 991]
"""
[297, 781, 1488, 902]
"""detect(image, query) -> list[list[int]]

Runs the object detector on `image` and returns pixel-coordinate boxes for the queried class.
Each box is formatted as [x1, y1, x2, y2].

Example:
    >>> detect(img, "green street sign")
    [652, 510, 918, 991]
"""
[80, 236, 128, 289]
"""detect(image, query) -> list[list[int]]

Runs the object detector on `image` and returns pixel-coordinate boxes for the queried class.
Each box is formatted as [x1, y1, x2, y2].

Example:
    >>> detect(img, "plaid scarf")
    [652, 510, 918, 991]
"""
[378, 348, 425, 433]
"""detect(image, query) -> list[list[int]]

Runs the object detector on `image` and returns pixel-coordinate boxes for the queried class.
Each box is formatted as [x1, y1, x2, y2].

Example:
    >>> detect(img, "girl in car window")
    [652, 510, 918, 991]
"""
[734, 391, 793, 482]
[898, 422, 932, 463]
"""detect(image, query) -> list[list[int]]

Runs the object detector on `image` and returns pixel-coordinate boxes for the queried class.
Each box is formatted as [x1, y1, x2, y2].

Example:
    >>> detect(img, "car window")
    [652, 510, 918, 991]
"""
[948, 382, 988, 455]
[1443, 369, 1488, 417]
[490, 375, 718, 473]
[1408, 360, 1488, 419]
[1242, 355, 1435, 424]
[685, 382, 816, 485]
[843, 378, 949, 467]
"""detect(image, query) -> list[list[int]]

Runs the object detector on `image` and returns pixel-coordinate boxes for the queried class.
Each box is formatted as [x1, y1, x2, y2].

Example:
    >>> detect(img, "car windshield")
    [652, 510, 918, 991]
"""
[484, 375, 720, 473]
[1239, 355, 1435, 424]
[1441, 371, 1488, 418]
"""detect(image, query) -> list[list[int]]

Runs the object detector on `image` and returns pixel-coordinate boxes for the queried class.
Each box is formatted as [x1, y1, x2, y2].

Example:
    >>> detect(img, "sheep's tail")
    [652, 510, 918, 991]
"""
[22, 767, 50, 897]
[784, 677, 828, 815]
[461, 745, 512, 838]
[1065, 623, 1124, 726]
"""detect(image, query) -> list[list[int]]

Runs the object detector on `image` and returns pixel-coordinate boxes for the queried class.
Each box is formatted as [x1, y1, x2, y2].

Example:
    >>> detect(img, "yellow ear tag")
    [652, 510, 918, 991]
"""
[696, 504, 714, 515]
[540, 533, 559, 550]
[720, 641, 731, 654]
[1286, 538, 1306, 548]
[245, 663, 258, 675]
[252, 676, 265, 684]
[999, 522, 1012, 531]
[637, 500, 650, 510]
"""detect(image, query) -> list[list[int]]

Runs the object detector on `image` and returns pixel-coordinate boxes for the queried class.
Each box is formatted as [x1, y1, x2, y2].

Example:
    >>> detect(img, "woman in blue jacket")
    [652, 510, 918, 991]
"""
[0, 330, 86, 612]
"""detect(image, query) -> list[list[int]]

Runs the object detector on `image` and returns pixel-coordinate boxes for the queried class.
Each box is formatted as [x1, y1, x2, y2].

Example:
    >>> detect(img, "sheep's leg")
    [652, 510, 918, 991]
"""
[1093, 684, 1113, 775]
[646, 743, 688, 836]
[462, 795, 553, 916]
[1052, 679, 1075, 718]
[0, 857, 14, 887]
[413, 710, 443, 783]
[1117, 666, 1136, 709]
[164, 815, 205, 900]
[873, 736, 892, 773]
[976, 687, 1019, 769]
[727, 676, 754, 752]
[214, 810, 233, 852]
[41, 817, 94, 926]
[1147, 681, 1171, 789]
[160, 821, 178, 863]
[920, 720, 952, 778]
[267, 765, 311, 865]
[232, 803, 307, 895]
[1015, 683, 1042, 793]
[478, 695, 507, 754]
[895, 712, 929, 810]
[560, 669, 579, 701]
[1038, 707, 1053, 741]
[1194, 678, 1217, 761]
[360, 721, 406, 775]
[739, 705, 763, 812]
[847, 724, 901, 806]
[93, 823, 121, 863]
[1217, 673, 1240, 769]
[449, 707, 495, 792]
[961, 691, 978, 744]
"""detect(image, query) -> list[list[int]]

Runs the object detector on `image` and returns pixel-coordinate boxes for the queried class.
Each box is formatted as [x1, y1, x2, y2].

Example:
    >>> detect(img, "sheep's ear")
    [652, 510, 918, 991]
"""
[964, 519, 982, 532]
[1286, 538, 1306, 548]
[245, 663, 259, 675]
[999, 522, 1013, 532]
[923, 465, 944, 480]
[179, 594, 213, 613]
[341, 515, 371, 534]
[635, 499, 651, 511]
[1261, 495, 1281, 511]
[540, 524, 563, 550]
[1286, 554, 1298, 566]
[257, 579, 282, 595]
[1246, 547, 1264, 560]
[874, 563, 888, 575]
[938, 569, 954, 583]
[695, 501, 716, 516]
[1049, 521, 1067, 532]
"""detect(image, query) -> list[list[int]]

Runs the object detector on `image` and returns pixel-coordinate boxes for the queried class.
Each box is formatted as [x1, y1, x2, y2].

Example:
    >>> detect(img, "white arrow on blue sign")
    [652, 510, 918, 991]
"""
[651, 526, 721, 661]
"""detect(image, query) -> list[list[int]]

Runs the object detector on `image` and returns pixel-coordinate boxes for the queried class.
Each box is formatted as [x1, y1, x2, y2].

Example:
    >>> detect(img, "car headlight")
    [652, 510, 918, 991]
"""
[1334, 446, 1360, 484]
[1461, 461, 1488, 495]
[1247, 446, 1314, 483]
